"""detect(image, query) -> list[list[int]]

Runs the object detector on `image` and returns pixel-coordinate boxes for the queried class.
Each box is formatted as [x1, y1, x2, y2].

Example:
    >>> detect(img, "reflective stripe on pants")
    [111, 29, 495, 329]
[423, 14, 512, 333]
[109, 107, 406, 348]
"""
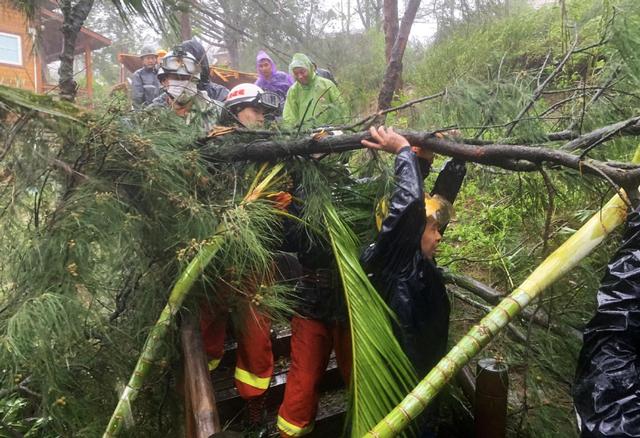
[277, 317, 351, 436]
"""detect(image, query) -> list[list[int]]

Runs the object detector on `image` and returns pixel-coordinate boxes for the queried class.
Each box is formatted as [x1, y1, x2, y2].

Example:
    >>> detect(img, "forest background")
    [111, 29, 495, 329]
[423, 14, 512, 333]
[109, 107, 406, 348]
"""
[3, 0, 640, 436]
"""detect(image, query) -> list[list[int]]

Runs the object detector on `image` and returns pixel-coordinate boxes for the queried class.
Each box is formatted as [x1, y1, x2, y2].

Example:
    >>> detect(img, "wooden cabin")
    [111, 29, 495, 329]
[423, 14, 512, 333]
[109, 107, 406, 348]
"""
[0, 0, 111, 99]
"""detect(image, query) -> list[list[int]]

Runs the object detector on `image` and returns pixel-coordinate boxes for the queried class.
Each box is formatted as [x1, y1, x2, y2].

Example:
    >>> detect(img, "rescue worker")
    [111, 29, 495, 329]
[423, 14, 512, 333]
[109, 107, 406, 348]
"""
[360, 126, 466, 435]
[220, 83, 280, 128]
[255, 50, 294, 109]
[131, 45, 160, 107]
[181, 38, 229, 102]
[148, 45, 222, 133]
[310, 59, 337, 86]
[276, 174, 352, 437]
[198, 83, 283, 436]
[282, 53, 346, 130]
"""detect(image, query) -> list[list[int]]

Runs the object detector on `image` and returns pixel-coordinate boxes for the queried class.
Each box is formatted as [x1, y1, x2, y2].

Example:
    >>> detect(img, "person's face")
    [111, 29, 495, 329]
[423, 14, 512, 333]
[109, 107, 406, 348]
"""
[237, 105, 265, 128]
[258, 59, 272, 79]
[292, 67, 309, 85]
[420, 218, 442, 260]
[142, 55, 157, 68]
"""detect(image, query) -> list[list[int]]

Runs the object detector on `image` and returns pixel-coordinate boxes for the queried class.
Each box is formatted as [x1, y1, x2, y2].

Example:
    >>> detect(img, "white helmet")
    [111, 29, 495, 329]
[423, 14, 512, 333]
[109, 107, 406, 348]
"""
[158, 45, 201, 82]
[224, 83, 279, 114]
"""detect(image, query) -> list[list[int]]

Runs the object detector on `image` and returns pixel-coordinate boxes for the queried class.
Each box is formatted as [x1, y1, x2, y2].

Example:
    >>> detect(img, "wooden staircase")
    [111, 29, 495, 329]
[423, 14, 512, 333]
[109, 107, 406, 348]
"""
[211, 324, 348, 436]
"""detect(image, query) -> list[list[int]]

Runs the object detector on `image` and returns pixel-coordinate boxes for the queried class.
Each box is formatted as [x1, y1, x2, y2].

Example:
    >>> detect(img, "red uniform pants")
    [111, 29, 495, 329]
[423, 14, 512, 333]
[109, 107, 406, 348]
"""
[277, 316, 352, 436]
[199, 302, 273, 400]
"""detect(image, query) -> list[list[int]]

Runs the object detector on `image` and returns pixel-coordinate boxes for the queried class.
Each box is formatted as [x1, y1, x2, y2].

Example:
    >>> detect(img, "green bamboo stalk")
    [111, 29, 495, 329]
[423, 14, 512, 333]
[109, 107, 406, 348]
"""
[365, 190, 631, 437]
[103, 163, 284, 437]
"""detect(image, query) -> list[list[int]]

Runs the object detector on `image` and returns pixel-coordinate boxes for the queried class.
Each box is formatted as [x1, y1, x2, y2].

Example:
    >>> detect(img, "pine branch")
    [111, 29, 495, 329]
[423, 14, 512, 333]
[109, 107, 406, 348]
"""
[203, 127, 640, 188]
[338, 90, 447, 131]
[505, 35, 579, 137]
[561, 116, 640, 151]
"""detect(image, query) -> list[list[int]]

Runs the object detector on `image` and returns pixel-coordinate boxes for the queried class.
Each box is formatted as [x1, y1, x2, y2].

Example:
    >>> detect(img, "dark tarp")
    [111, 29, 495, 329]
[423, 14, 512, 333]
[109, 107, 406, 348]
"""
[574, 205, 640, 437]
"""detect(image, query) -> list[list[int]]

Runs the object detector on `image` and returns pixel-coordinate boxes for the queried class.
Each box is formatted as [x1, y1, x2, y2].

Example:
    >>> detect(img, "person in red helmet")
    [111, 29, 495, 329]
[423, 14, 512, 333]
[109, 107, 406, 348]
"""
[199, 84, 282, 437]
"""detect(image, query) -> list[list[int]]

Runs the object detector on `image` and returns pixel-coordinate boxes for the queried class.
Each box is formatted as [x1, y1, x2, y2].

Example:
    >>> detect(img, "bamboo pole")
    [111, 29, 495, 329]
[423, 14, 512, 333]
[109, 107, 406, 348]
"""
[104, 233, 224, 437]
[365, 189, 630, 436]
[103, 164, 283, 437]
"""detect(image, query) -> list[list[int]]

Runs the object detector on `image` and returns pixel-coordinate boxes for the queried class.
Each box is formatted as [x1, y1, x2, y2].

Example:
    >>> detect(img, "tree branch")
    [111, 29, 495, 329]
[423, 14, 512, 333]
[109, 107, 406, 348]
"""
[443, 270, 582, 340]
[203, 128, 640, 187]
[560, 116, 640, 151]
[338, 90, 446, 131]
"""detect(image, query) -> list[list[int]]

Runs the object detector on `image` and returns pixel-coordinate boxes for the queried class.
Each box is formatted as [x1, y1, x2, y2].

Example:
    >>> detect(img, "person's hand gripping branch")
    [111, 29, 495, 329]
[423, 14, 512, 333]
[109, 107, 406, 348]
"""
[361, 126, 434, 163]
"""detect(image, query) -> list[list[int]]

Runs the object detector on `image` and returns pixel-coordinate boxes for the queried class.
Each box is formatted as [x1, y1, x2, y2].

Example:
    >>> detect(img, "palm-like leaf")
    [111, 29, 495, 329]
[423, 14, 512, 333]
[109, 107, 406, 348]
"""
[324, 203, 417, 437]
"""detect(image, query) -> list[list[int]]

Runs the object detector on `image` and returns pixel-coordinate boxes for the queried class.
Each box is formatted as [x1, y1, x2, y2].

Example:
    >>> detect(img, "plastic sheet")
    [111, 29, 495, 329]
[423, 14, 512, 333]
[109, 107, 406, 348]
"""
[574, 205, 640, 437]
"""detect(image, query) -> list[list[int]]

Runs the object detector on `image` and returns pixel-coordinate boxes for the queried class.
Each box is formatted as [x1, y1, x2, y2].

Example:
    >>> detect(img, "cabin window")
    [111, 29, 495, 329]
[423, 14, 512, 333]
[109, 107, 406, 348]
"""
[0, 32, 22, 66]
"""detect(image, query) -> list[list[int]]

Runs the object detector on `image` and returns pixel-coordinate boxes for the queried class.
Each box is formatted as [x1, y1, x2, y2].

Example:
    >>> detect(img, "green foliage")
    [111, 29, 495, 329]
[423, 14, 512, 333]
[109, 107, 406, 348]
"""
[0, 89, 292, 435]
[389, 1, 640, 435]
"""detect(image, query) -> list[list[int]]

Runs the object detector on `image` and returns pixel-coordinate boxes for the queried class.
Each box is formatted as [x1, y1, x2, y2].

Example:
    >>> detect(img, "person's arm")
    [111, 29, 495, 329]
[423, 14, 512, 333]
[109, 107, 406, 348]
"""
[431, 157, 467, 204]
[573, 205, 640, 437]
[361, 127, 427, 274]
[131, 71, 144, 107]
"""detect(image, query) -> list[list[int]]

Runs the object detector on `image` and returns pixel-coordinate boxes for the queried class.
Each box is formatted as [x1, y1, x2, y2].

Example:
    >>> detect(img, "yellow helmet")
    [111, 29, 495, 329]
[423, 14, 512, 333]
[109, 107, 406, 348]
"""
[375, 194, 454, 231]
[424, 193, 454, 226]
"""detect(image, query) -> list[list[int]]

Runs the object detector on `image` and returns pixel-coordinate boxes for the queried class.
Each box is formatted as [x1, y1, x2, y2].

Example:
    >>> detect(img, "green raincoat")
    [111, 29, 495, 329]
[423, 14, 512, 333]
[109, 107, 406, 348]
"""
[283, 53, 346, 129]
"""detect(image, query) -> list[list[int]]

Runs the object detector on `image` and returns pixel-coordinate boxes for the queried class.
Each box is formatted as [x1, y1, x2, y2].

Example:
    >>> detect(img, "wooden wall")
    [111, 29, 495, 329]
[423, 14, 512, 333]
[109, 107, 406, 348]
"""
[0, 1, 41, 92]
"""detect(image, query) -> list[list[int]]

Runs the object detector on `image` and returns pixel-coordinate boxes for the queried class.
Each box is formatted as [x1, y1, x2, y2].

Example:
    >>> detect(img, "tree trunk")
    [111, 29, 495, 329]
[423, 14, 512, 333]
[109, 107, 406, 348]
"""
[218, 0, 240, 69]
[181, 11, 192, 40]
[58, 0, 95, 102]
[376, 0, 421, 116]
[225, 36, 240, 69]
[382, 0, 398, 62]
[181, 314, 220, 438]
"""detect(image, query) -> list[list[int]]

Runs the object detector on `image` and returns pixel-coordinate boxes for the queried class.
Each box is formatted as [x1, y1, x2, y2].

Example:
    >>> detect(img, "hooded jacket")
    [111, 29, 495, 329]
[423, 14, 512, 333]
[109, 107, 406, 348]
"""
[255, 50, 294, 101]
[361, 148, 450, 377]
[282, 53, 346, 129]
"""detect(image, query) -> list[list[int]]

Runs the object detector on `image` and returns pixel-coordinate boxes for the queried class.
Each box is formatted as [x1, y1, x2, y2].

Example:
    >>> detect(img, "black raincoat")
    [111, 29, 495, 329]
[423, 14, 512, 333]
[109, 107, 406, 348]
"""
[574, 205, 640, 437]
[181, 39, 229, 102]
[281, 184, 347, 324]
[362, 147, 451, 376]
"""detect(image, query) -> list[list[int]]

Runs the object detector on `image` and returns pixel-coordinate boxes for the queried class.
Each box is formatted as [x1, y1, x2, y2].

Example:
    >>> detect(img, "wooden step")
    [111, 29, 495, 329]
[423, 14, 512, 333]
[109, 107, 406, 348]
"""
[214, 354, 345, 423]
[266, 388, 347, 437]
[218, 324, 292, 369]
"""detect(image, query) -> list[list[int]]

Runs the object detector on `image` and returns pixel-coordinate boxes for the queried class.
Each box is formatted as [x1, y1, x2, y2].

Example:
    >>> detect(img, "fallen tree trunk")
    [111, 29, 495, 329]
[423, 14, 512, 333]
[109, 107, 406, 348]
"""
[181, 314, 220, 438]
[203, 129, 640, 188]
